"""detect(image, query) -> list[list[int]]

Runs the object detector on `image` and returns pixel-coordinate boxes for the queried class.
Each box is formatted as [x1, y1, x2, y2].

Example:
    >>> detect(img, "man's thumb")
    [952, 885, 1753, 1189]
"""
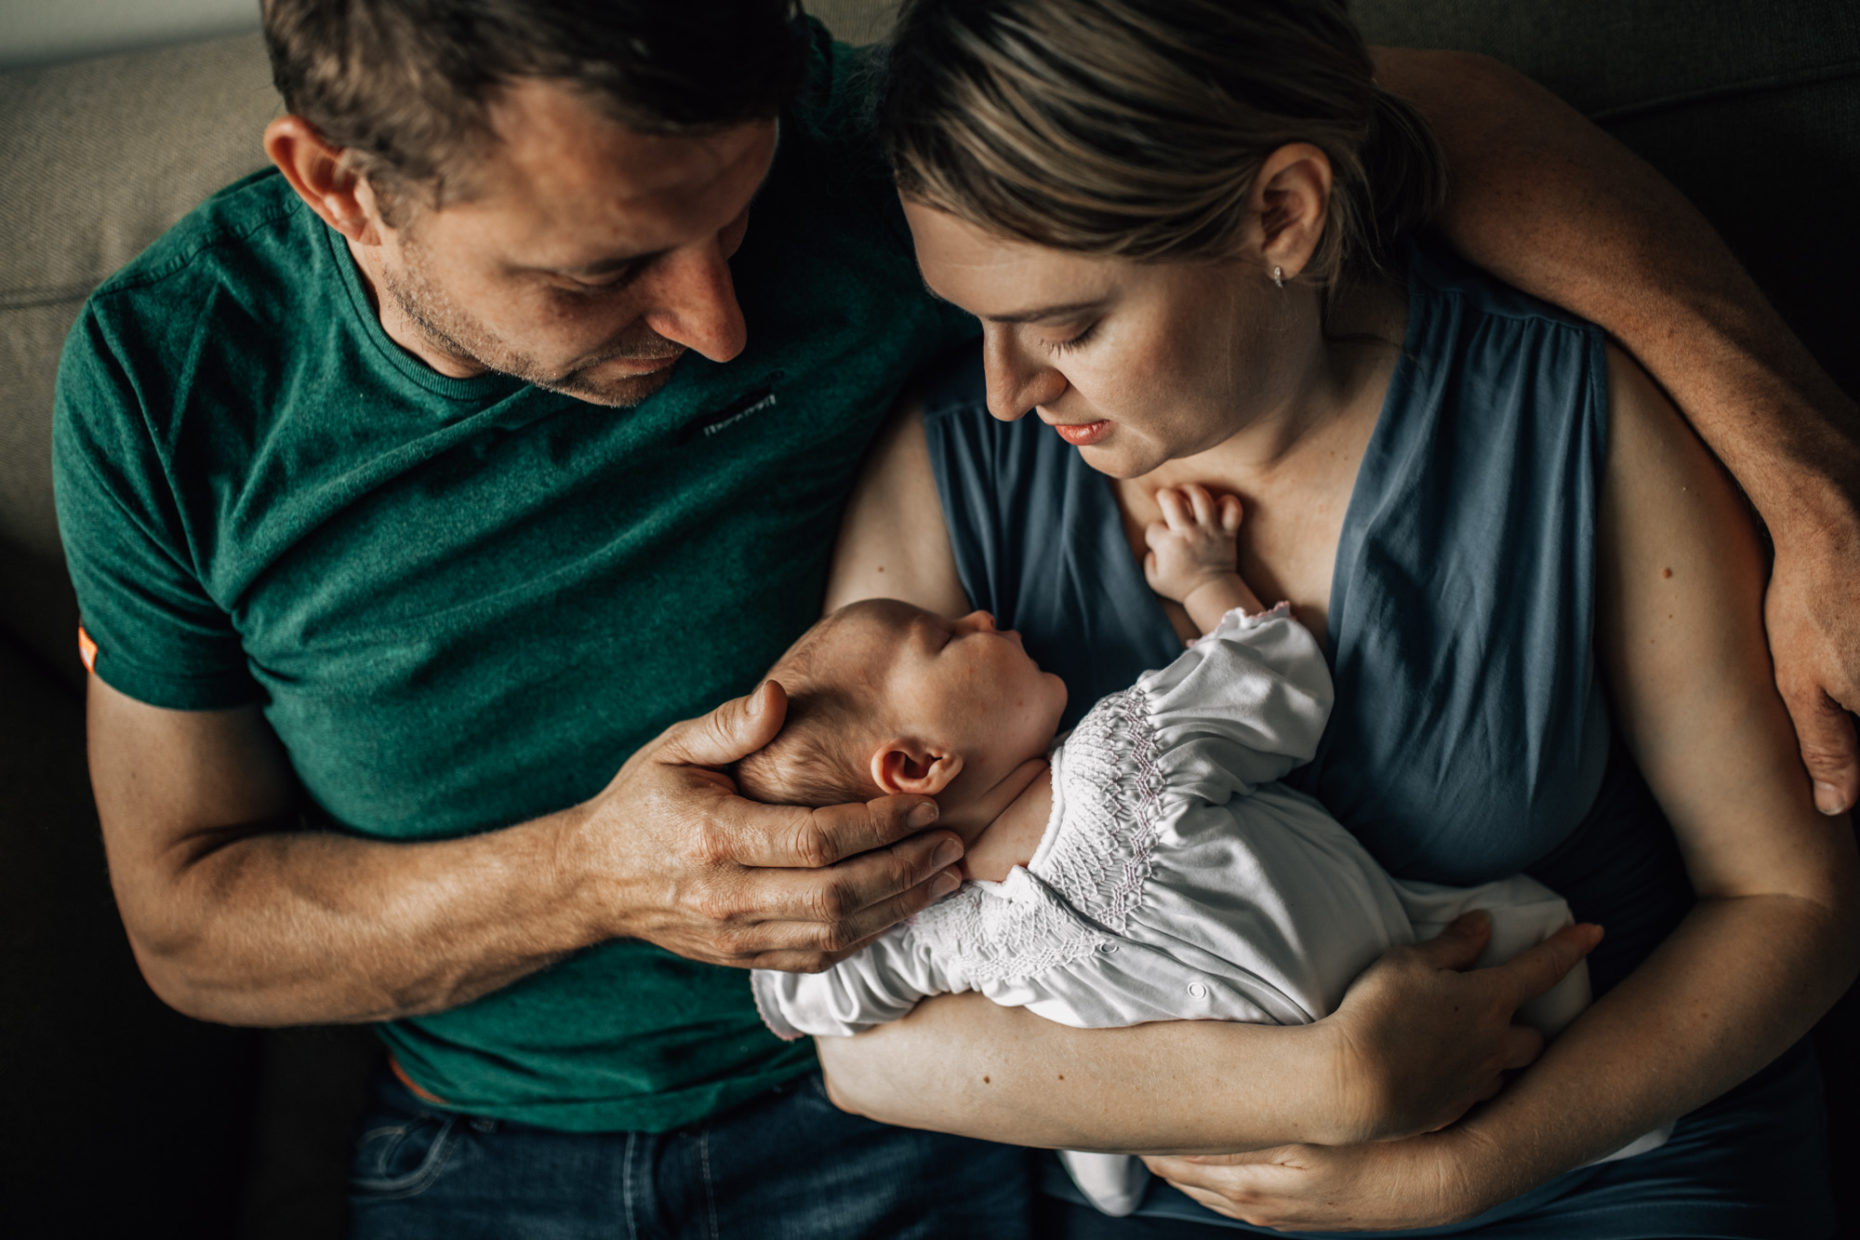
[1786, 687, 1859, 815]
[662, 680, 789, 769]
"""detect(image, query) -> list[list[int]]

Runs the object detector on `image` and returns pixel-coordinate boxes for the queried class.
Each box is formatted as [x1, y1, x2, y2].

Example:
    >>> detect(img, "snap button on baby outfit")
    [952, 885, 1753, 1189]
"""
[1096, 942, 1118, 953]
[1187, 982, 1208, 999]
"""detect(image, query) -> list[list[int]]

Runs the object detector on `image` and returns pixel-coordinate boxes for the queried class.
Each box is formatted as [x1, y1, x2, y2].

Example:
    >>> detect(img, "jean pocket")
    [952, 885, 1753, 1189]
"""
[349, 1114, 460, 1200]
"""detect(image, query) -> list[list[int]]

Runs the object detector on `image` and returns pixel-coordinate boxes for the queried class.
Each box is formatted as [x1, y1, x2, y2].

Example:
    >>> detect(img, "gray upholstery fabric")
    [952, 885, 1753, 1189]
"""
[808, 0, 899, 44]
[0, 33, 277, 684]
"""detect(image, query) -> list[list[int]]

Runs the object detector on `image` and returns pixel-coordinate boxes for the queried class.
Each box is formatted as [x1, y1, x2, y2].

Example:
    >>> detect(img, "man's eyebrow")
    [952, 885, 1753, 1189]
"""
[553, 249, 666, 278]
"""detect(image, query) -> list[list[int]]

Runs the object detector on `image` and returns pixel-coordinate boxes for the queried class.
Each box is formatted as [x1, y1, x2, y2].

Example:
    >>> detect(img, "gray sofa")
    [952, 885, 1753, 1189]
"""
[2, 2, 1854, 1237]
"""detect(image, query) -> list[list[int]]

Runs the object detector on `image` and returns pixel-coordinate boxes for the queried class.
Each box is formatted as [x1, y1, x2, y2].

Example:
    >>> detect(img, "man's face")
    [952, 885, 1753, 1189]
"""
[366, 80, 778, 407]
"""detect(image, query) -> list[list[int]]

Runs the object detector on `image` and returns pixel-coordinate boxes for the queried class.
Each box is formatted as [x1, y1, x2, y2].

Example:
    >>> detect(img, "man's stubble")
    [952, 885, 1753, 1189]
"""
[380, 229, 682, 409]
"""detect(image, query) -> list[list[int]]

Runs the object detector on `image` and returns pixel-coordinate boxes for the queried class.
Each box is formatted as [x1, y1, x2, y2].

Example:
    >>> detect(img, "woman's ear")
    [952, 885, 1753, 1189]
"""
[871, 741, 964, 796]
[1250, 142, 1333, 285]
[263, 115, 382, 245]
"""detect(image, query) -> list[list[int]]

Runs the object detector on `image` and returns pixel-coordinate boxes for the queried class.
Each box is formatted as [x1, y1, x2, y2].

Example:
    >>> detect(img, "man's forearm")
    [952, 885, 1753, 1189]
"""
[124, 805, 600, 1026]
[1377, 47, 1860, 533]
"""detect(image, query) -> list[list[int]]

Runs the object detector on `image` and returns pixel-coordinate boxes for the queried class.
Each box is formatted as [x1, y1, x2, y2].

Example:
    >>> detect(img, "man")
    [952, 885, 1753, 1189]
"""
[53, 1, 1859, 1235]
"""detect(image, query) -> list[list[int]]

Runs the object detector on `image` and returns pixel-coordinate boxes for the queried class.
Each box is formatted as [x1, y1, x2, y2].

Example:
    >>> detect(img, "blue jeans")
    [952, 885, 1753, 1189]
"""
[347, 1069, 1032, 1239]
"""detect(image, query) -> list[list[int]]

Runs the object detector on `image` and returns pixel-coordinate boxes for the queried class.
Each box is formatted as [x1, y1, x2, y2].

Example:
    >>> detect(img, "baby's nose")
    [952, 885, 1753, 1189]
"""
[960, 610, 997, 633]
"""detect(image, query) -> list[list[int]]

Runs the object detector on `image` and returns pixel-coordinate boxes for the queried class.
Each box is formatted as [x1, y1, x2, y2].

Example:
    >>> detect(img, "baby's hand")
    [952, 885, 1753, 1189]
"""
[1144, 485, 1262, 632]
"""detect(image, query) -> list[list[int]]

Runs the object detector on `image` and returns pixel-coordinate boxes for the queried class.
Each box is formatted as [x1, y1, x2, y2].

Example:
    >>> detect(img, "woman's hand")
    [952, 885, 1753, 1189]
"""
[1317, 912, 1602, 1143]
[1142, 1129, 1491, 1232]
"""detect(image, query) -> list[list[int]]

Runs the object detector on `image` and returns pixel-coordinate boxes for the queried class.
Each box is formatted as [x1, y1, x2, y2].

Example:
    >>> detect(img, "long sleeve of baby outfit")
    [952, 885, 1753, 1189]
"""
[1137, 605, 1334, 805]
[751, 924, 959, 1039]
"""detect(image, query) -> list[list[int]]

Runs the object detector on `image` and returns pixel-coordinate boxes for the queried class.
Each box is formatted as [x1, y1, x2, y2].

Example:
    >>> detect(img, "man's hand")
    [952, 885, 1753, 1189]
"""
[1142, 1130, 1489, 1232]
[568, 680, 965, 972]
[1317, 912, 1601, 1144]
[1765, 507, 1860, 816]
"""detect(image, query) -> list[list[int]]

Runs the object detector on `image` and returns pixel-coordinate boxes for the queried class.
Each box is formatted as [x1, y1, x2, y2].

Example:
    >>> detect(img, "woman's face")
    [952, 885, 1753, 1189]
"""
[905, 200, 1283, 478]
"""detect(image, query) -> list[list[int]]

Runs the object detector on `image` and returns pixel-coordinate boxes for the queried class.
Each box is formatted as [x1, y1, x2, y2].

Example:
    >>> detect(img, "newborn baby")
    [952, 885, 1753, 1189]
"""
[741, 486, 1663, 1215]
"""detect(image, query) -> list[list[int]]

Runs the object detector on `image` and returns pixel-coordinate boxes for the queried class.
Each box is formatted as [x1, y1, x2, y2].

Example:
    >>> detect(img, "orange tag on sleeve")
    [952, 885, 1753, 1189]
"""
[77, 627, 98, 674]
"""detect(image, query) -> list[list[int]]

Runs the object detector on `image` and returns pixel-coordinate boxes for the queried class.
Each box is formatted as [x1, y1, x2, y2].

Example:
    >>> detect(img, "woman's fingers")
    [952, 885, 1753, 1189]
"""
[1496, 922, 1603, 1008]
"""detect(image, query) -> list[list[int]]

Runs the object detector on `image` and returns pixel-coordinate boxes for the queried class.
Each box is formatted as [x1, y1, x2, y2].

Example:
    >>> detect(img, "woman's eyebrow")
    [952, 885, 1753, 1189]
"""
[980, 299, 1105, 325]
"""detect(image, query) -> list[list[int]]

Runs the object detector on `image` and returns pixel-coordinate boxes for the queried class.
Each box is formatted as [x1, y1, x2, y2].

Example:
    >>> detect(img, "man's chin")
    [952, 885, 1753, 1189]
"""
[539, 357, 682, 408]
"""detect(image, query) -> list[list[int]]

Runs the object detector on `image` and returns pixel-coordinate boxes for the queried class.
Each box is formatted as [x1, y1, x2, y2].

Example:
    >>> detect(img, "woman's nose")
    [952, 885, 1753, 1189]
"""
[983, 330, 1068, 422]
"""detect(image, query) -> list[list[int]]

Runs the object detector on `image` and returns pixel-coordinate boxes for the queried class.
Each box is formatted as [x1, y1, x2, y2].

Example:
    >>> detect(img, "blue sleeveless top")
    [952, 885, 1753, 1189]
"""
[921, 245, 1829, 1238]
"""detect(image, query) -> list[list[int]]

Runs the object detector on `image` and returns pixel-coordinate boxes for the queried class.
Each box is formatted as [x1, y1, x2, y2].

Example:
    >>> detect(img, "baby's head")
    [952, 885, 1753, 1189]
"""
[735, 599, 1068, 823]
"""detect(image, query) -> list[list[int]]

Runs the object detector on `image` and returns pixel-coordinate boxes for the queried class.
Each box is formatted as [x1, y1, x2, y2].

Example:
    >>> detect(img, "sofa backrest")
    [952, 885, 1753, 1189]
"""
[0, 33, 278, 686]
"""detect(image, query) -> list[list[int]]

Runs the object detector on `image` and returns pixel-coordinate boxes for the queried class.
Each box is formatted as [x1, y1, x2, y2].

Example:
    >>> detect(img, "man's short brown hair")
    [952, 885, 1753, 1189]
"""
[262, 0, 808, 209]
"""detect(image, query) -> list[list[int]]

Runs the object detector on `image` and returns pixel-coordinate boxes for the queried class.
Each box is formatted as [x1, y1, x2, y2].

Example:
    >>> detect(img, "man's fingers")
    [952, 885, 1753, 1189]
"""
[721, 793, 943, 869]
[1408, 910, 1493, 970]
[657, 680, 789, 769]
[1498, 922, 1602, 1006]
[823, 863, 964, 947]
[1781, 682, 1860, 815]
[747, 827, 963, 923]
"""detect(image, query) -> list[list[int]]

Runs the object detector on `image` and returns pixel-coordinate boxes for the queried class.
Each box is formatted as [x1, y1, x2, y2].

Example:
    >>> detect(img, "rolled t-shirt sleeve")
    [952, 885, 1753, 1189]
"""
[52, 304, 258, 709]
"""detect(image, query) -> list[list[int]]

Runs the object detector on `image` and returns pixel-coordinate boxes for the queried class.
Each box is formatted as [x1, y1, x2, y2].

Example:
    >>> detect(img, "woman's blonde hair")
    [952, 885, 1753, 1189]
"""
[877, 0, 1446, 286]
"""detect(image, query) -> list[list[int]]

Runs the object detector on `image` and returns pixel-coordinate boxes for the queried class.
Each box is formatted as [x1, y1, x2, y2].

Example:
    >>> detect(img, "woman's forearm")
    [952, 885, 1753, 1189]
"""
[1451, 891, 1860, 1212]
[817, 918, 1599, 1154]
[817, 993, 1344, 1153]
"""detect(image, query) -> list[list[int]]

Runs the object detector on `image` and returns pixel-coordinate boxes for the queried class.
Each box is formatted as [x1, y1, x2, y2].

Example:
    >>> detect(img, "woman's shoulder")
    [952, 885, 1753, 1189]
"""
[1403, 238, 1599, 337]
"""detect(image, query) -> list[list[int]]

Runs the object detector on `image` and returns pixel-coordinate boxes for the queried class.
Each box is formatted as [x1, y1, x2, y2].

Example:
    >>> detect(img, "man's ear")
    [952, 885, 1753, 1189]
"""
[263, 115, 381, 245]
[1250, 141, 1333, 285]
[870, 740, 964, 796]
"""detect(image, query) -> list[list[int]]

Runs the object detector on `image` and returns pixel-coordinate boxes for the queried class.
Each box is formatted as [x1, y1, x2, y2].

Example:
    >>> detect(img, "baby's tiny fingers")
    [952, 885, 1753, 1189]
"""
[1220, 494, 1243, 533]
[1156, 487, 1190, 530]
[1185, 484, 1215, 527]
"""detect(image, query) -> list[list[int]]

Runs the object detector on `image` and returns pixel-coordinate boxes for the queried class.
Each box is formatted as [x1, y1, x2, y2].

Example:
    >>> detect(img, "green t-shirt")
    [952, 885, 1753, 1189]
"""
[52, 30, 975, 1132]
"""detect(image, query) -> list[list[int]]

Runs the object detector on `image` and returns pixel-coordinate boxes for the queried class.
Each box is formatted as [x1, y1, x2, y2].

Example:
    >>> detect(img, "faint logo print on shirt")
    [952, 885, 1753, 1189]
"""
[678, 376, 783, 445]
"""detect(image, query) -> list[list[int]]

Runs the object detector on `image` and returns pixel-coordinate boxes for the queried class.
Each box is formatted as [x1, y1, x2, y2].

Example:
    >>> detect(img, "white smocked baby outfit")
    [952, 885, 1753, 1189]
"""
[752, 607, 1663, 1215]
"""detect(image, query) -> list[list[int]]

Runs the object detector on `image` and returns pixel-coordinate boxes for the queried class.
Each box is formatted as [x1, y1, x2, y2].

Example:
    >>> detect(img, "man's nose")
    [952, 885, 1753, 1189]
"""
[642, 240, 749, 364]
[982, 328, 1067, 422]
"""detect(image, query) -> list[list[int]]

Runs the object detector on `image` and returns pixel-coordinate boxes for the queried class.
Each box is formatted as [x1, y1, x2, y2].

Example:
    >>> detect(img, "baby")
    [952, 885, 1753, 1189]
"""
[741, 485, 1664, 1216]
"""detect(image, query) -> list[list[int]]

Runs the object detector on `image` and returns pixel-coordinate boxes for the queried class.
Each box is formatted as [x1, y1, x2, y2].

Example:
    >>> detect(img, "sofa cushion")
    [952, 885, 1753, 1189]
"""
[0, 33, 277, 687]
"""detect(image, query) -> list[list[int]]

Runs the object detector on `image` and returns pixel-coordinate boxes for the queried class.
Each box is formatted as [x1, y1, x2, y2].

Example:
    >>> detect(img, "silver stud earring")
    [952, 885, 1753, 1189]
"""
[1272, 265, 1285, 289]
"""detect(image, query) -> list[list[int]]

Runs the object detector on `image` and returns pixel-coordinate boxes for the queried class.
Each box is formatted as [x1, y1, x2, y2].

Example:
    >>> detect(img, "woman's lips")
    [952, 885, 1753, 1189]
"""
[1050, 419, 1111, 447]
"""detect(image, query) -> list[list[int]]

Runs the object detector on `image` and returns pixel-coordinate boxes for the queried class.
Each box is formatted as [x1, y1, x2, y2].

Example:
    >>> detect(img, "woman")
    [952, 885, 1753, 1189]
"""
[811, 0, 1860, 1235]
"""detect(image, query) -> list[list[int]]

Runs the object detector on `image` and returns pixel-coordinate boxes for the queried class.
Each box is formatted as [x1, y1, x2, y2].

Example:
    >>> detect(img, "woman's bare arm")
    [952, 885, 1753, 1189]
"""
[825, 398, 970, 615]
[1446, 346, 1860, 1194]
[1377, 47, 1860, 814]
[1142, 347, 1860, 1230]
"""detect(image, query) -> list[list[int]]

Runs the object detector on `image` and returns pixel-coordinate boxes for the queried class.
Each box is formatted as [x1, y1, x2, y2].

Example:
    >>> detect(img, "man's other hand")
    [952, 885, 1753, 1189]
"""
[568, 680, 965, 971]
[1766, 516, 1860, 816]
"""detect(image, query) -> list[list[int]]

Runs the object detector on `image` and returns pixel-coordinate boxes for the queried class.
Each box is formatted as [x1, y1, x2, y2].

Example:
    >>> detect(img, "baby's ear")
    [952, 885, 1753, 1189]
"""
[871, 741, 963, 796]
